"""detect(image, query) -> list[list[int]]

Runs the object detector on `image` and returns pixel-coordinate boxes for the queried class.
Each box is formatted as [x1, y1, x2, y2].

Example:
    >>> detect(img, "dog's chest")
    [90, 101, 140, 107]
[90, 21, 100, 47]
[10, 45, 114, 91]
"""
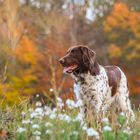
[73, 69, 110, 101]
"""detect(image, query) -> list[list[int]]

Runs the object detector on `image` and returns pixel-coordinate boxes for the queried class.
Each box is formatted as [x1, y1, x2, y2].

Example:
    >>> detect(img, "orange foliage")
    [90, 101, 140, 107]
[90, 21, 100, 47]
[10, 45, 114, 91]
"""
[1, 1, 140, 106]
[104, 3, 130, 32]
[104, 2, 140, 95]
[126, 73, 140, 95]
[108, 44, 122, 58]
[15, 36, 42, 65]
[104, 2, 140, 39]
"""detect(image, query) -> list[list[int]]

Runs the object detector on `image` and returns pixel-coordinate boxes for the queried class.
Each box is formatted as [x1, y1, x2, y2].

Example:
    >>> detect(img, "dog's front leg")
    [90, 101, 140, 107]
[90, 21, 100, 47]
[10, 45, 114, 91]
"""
[84, 95, 103, 124]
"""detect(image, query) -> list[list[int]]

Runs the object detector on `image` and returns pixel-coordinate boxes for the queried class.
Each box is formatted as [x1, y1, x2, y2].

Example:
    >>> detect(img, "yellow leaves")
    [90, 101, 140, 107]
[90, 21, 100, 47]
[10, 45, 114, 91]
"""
[125, 40, 140, 61]
[10, 69, 37, 92]
[104, 16, 117, 32]
[0, 73, 37, 106]
[126, 50, 139, 61]
[11, 75, 37, 89]
[108, 44, 122, 58]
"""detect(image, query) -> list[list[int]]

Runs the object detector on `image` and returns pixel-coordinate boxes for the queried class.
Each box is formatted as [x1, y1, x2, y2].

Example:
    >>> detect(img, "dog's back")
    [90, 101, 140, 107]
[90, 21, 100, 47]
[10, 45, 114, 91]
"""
[104, 66, 121, 96]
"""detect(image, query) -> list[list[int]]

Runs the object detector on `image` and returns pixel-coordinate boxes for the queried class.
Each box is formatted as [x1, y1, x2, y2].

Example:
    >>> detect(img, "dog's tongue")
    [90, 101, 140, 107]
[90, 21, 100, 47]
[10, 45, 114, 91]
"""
[63, 65, 78, 73]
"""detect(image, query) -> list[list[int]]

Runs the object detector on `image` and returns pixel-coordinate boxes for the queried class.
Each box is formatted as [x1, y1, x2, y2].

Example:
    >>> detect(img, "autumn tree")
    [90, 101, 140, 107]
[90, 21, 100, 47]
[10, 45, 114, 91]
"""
[0, 0, 140, 106]
[104, 2, 140, 95]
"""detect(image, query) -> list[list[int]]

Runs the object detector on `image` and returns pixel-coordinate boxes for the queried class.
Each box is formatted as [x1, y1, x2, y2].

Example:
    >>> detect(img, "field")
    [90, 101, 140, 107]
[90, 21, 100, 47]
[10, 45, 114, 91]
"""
[0, 1, 140, 140]
[0, 95, 140, 140]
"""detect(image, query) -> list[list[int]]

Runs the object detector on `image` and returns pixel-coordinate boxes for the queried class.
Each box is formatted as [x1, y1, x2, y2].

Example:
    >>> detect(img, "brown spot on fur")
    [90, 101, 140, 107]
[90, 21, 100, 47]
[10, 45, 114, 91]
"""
[104, 66, 121, 96]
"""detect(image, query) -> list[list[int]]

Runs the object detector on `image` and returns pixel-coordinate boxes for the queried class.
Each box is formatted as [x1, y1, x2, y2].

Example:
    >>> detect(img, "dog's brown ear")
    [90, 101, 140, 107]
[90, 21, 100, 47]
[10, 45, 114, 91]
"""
[89, 61, 100, 76]
[81, 46, 100, 76]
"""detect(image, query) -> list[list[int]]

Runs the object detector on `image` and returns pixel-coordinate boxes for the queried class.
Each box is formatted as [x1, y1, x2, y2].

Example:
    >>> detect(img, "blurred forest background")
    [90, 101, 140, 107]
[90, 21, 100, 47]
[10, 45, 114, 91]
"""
[0, 0, 140, 106]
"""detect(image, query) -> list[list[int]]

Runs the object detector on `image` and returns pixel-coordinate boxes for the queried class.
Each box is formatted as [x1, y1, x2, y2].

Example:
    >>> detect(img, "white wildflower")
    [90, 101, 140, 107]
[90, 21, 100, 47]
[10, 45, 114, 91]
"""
[21, 111, 26, 116]
[86, 128, 99, 137]
[66, 99, 76, 109]
[58, 114, 63, 120]
[49, 88, 53, 92]
[57, 103, 64, 109]
[62, 109, 65, 112]
[22, 119, 32, 124]
[120, 112, 125, 116]
[36, 101, 42, 107]
[44, 110, 51, 116]
[30, 112, 38, 118]
[57, 97, 64, 109]
[57, 97, 63, 103]
[75, 113, 84, 121]
[34, 107, 44, 118]
[123, 129, 132, 135]
[72, 131, 78, 136]
[29, 108, 33, 112]
[36, 94, 39, 97]
[44, 106, 52, 116]
[32, 124, 39, 129]
[123, 127, 132, 135]
[52, 108, 57, 113]
[49, 113, 56, 119]
[101, 118, 109, 123]
[82, 125, 88, 131]
[103, 126, 112, 132]
[35, 136, 40, 140]
[61, 130, 65, 133]
[58, 114, 71, 123]
[45, 122, 53, 127]
[17, 127, 26, 133]
[33, 130, 41, 135]
[46, 130, 52, 134]
[64, 115, 71, 123]
[44, 105, 51, 110]
[30, 112, 43, 119]
[62, 4, 67, 9]
[44, 105, 49, 110]
[35, 107, 43, 114]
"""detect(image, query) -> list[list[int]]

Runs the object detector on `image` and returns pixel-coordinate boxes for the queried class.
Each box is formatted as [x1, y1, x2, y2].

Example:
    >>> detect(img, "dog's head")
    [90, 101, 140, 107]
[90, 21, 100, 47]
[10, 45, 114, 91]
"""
[59, 45, 99, 75]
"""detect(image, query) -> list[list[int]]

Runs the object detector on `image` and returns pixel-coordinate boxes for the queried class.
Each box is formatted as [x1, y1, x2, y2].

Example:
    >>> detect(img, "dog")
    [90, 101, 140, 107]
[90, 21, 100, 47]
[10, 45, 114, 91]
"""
[59, 45, 134, 122]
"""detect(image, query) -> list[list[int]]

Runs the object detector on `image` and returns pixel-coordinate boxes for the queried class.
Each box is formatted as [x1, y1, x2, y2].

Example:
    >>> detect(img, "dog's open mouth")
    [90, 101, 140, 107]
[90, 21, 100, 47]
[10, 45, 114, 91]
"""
[63, 64, 78, 73]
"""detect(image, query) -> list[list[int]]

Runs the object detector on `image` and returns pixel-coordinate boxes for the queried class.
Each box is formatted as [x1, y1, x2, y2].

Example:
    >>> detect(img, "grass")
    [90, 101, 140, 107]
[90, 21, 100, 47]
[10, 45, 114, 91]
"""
[0, 96, 140, 140]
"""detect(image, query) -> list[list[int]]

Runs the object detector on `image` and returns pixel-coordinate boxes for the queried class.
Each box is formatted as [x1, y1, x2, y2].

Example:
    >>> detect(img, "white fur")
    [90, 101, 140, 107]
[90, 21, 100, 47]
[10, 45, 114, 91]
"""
[72, 65, 134, 122]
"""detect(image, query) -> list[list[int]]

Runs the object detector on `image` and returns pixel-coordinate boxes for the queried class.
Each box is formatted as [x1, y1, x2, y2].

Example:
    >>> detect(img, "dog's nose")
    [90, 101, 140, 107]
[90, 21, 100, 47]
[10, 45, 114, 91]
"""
[59, 58, 65, 64]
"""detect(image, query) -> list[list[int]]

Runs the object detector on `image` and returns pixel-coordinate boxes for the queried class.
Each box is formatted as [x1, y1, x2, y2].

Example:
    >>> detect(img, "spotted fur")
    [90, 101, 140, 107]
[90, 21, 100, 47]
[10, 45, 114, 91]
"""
[59, 45, 135, 122]
[73, 65, 134, 122]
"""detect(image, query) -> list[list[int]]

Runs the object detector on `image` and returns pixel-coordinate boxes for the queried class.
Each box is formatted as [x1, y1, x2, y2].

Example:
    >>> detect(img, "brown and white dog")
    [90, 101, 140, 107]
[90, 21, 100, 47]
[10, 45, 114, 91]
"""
[59, 45, 134, 122]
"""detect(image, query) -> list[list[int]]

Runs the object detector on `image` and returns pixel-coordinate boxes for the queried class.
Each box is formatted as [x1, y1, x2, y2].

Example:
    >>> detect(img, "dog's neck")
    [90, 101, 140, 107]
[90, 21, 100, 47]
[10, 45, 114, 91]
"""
[71, 71, 95, 85]
[71, 72, 86, 84]
[71, 65, 101, 85]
